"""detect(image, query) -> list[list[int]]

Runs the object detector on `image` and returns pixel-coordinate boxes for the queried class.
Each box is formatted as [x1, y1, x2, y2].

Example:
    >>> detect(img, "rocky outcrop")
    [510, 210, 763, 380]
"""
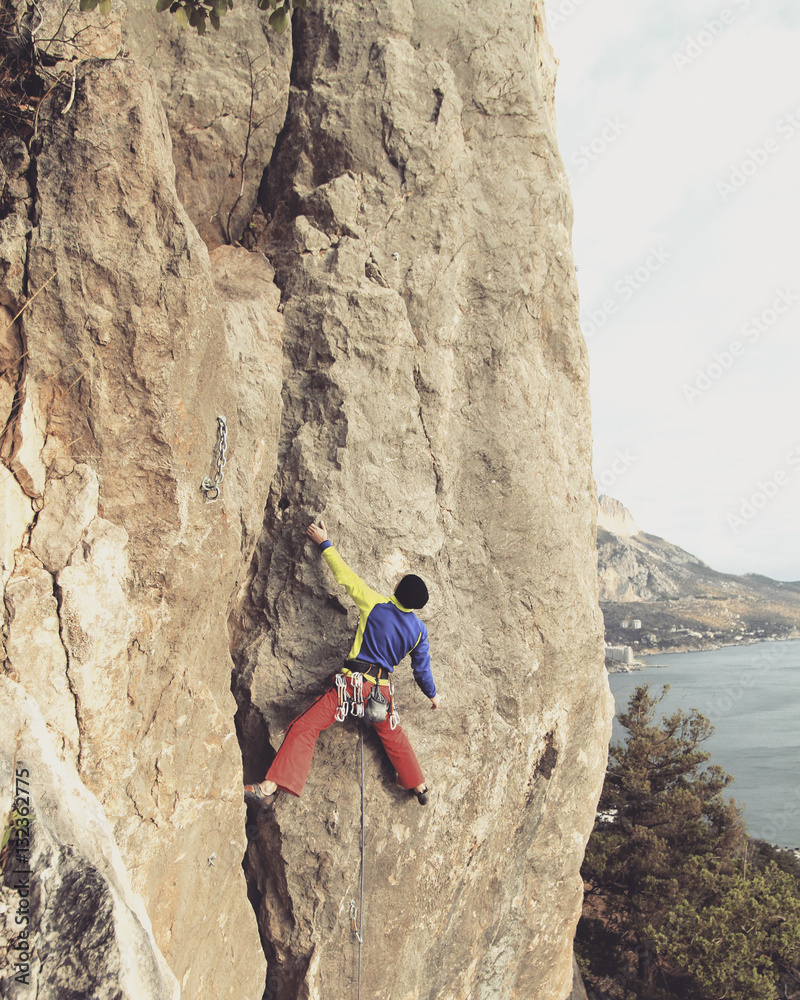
[597, 527, 705, 603]
[597, 497, 718, 604]
[122, 4, 292, 249]
[1, 30, 282, 999]
[597, 494, 639, 538]
[0, 1, 611, 998]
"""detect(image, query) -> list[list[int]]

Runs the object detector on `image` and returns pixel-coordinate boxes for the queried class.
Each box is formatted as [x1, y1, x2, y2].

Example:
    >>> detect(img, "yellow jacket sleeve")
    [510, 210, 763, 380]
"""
[321, 543, 386, 616]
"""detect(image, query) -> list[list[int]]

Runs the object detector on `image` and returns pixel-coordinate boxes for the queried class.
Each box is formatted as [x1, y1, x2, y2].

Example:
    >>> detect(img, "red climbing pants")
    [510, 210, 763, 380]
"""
[265, 676, 425, 797]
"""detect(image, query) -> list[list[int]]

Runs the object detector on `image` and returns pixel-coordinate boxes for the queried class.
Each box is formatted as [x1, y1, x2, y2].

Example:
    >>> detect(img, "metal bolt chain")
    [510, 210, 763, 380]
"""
[201, 416, 228, 501]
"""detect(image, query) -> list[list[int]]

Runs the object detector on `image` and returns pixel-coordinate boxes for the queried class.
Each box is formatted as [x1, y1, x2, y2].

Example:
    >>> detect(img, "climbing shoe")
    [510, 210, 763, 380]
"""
[244, 783, 277, 808]
[414, 786, 429, 806]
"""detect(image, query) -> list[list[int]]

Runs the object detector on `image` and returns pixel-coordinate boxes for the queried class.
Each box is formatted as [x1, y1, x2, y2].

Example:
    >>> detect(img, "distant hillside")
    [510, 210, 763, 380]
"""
[597, 496, 800, 653]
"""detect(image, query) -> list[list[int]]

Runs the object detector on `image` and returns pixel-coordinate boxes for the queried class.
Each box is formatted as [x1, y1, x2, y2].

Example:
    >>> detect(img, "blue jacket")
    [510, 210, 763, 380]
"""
[319, 541, 436, 699]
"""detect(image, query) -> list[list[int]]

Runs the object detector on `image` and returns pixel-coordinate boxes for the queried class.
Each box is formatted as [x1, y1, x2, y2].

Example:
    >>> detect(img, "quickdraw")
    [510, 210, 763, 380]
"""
[334, 670, 400, 728]
[349, 899, 362, 943]
[351, 672, 364, 718]
[388, 679, 399, 730]
[334, 673, 350, 722]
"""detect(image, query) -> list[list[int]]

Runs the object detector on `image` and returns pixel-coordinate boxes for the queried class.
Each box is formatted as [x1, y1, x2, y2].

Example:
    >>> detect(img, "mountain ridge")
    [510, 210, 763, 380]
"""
[597, 496, 800, 654]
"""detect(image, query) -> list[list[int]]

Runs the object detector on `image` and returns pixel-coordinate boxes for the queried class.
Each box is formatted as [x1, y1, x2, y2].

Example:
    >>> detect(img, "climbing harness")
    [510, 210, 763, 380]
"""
[335, 665, 399, 728]
[200, 415, 228, 501]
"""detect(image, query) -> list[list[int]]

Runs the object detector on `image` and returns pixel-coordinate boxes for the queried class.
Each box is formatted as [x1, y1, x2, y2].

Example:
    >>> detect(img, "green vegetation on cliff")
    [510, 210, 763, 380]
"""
[578, 685, 800, 1000]
[81, 0, 304, 34]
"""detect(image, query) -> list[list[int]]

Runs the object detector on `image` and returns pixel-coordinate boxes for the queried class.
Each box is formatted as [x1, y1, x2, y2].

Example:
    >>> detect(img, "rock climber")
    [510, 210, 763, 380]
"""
[244, 520, 438, 807]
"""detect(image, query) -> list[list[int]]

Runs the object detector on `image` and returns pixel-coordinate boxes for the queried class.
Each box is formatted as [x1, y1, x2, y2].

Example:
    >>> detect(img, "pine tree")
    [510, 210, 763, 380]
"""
[652, 860, 800, 1000]
[578, 684, 749, 998]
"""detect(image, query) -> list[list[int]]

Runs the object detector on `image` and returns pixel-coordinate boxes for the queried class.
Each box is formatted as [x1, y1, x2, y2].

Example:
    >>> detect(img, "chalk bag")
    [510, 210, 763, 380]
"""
[363, 686, 389, 724]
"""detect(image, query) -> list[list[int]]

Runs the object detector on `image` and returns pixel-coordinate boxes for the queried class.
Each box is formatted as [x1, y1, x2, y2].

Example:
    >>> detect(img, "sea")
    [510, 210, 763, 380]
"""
[607, 639, 800, 849]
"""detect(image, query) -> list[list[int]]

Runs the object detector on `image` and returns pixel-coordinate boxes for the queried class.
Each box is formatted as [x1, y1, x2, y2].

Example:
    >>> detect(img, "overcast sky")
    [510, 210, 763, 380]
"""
[542, 0, 800, 581]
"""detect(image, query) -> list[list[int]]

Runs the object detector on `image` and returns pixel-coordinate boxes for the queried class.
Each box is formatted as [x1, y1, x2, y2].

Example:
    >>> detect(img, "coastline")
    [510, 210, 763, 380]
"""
[606, 633, 800, 673]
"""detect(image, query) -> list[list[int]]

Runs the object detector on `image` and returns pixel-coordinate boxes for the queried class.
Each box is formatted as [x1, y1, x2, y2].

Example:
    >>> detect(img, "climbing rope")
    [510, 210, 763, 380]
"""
[338, 671, 401, 999]
[359, 722, 365, 1000]
[201, 415, 228, 501]
[349, 722, 366, 1000]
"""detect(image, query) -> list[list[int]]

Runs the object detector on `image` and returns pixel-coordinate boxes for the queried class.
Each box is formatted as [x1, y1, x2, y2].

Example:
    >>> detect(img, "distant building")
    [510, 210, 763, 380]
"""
[621, 620, 630, 629]
[631, 619, 642, 630]
[605, 645, 634, 665]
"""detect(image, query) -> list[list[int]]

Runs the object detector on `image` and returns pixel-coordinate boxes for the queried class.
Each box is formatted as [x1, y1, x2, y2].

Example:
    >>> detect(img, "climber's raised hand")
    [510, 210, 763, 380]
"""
[307, 520, 328, 546]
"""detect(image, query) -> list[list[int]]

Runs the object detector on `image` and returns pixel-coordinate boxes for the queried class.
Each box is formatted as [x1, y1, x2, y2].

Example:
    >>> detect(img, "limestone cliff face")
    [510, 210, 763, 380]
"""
[0, 2, 610, 999]
[1, 14, 280, 996]
[597, 494, 640, 538]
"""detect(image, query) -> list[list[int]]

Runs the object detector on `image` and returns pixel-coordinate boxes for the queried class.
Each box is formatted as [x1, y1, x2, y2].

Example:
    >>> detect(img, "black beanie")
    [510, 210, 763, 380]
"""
[395, 574, 429, 610]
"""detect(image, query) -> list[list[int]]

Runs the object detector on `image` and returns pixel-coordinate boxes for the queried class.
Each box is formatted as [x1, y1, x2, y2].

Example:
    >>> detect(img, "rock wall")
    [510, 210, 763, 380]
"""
[232, 1, 612, 998]
[0, 1, 611, 998]
[1, 9, 282, 994]
[122, 3, 292, 249]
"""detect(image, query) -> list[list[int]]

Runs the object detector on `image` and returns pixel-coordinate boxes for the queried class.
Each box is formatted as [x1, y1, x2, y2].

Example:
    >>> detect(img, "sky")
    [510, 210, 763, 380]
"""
[542, 0, 800, 581]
